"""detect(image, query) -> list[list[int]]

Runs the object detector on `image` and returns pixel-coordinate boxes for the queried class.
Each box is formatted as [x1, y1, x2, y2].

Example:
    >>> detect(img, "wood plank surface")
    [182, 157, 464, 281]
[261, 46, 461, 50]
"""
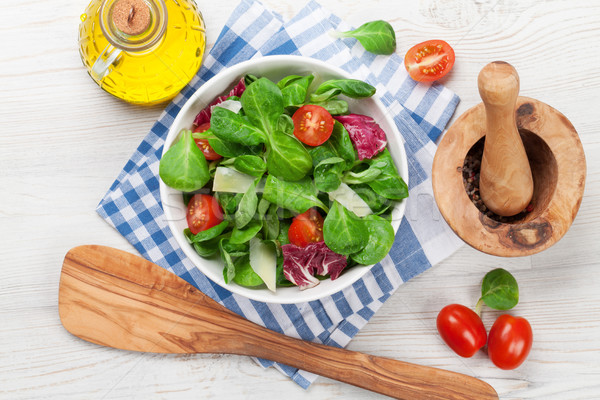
[1, 0, 599, 399]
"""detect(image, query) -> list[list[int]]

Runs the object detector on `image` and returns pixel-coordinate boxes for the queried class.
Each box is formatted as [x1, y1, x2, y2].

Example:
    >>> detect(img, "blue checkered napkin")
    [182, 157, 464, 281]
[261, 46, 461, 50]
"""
[97, 0, 463, 388]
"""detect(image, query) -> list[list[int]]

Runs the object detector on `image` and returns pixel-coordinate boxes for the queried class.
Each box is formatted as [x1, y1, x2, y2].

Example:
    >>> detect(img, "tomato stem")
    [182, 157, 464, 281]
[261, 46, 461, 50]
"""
[475, 298, 485, 317]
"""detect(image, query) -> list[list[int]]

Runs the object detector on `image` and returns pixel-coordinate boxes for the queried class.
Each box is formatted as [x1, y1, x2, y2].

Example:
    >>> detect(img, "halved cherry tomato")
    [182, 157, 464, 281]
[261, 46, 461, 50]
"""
[186, 194, 224, 235]
[291, 105, 335, 146]
[487, 314, 533, 370]
[193, 122, 222, 160]
[288, 209, 324, 247]
[404, 40, 455, 82]
[437, 304, 487, 358]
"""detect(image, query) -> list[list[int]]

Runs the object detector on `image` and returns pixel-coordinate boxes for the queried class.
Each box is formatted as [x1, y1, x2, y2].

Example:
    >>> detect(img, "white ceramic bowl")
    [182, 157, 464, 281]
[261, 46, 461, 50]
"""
[160, 55, 408, 304]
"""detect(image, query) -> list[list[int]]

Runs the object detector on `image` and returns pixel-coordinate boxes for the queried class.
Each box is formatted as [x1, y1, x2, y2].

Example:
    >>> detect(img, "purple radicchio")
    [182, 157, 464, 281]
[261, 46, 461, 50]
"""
[281, 241, 347, 290]
[193, 77, 247, 126]
[334, 114, 387, 160]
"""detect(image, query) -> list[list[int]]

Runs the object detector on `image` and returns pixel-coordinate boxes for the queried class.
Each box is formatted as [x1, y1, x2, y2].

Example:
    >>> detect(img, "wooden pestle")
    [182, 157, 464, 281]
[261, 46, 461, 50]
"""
[478, 62, 534, 216]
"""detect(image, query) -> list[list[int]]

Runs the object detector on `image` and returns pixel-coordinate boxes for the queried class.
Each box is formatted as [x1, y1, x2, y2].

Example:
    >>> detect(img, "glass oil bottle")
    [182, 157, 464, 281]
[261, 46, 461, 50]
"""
[79, 0, 206, 105]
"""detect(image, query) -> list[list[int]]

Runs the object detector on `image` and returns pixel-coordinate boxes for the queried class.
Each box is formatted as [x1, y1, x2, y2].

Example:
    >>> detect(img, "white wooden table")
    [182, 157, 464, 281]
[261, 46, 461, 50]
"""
[2, 0, 599, 398]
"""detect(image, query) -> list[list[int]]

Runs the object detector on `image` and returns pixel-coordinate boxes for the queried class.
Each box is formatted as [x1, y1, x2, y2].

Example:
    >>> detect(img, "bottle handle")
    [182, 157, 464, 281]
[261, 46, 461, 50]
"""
[90, 44, 122, 81]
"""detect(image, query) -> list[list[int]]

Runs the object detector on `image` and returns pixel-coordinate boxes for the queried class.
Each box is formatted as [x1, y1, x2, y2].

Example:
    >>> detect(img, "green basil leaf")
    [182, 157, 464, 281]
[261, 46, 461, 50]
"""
[333, 20, 396, 55]
[219, 238, 237, 284]
[159, 130, 210, 192]
[351, 184, 392, 215]
[222, 240, 249, 257]
[230, 220, 263, 244]
[215, 192, 243, 216]
[343, 161, 385, 184]
[262, 175, 327, 214]
[263, 203, 280, 241]
[183, 221, 229, 243]
[480, 268, 519, 310]
[365, 149, 408, 200]
[182, 191, 195, 207]
[351, 214, 395, 265]
[208, 137, 263, 158]
[308, 143, 338, 166]
[329, 122, 356, 169]
[314, 79, 376, 99]
[277, 114, 295, 135]
[244, 74, 259, 86]
[277, 207, 295, 220]
[234, 178, 259, 229]
[190, 236, 221, 257]
[218, 157, 236, 167]
[323, 201, 368, 255]
[279, 74, 314, 108]
[266, 130, 312, 181]
[313, 157, 345, 192]
[232, 255, 265, 287]
[257, 198, 271, 220]
[277, 219, 291, 246]
[277, 75, 303, 88]
[210, 107, 267, 146]
[233, 155, 266, 177]
[241, 77, 284, 135]
[307, 122, 355, 172]
[191, 129, 215, 140]
[315, 156, 345, 170]
[312, 99, 349, 115]
[309, 88, 339, 103]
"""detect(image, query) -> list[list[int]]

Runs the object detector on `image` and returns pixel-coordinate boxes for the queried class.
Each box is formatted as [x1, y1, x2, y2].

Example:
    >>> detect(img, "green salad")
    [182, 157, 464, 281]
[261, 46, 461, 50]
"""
[159, 72, 408, 291]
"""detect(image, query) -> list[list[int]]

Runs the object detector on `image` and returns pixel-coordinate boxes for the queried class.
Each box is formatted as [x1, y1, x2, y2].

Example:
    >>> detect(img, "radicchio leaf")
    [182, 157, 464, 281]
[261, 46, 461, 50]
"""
[281, 242, 347, 290]
[193, 77, 247, 126]
[334, 114, 387, 160]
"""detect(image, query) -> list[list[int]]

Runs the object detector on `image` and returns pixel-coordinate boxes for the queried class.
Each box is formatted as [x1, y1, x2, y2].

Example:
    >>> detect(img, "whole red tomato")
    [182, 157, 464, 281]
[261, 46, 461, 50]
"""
[487, 314, 533, 370]
[437, 304, 487, 358]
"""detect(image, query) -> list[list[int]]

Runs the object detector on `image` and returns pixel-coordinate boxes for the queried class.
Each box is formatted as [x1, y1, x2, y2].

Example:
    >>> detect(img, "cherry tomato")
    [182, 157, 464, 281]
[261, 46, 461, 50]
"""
[404, 40, 455, 82]
[288, 209, 324, 247]
[193, 122, 222, 160]
[436, 304, 487, 358]
[186, 194, 224, 235]
[487, 314, 533, 370]
[291, 105, 335, 146]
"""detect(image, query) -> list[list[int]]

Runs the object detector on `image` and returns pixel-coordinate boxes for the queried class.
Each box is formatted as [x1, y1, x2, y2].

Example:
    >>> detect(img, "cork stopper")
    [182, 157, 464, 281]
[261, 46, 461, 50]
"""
[112, 0, 151, 36]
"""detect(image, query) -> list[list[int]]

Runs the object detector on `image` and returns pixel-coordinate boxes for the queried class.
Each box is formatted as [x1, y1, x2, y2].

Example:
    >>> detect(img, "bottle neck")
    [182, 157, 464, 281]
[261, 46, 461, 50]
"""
[100, 0, 167, 52]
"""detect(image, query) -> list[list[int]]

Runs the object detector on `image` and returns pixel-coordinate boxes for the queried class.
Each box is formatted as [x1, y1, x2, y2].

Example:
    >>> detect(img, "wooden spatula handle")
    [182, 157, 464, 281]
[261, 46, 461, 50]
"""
[233, 329, 498, 400]
[478, 61, 534, 216]
[59, 245, 498, 400]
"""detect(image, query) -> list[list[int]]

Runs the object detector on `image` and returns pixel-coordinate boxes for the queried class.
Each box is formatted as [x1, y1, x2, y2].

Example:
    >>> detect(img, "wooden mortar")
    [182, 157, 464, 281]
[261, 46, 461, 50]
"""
[432, 61, 586, 256]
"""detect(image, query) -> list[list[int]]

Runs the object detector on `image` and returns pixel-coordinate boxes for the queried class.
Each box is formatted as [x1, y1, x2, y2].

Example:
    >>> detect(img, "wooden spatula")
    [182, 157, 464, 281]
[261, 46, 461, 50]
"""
[58, 245, 498, 400]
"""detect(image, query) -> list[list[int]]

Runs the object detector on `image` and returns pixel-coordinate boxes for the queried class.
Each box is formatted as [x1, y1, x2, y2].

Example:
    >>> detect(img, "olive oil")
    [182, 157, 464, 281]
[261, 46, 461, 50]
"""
[79, 0, 206, 105]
